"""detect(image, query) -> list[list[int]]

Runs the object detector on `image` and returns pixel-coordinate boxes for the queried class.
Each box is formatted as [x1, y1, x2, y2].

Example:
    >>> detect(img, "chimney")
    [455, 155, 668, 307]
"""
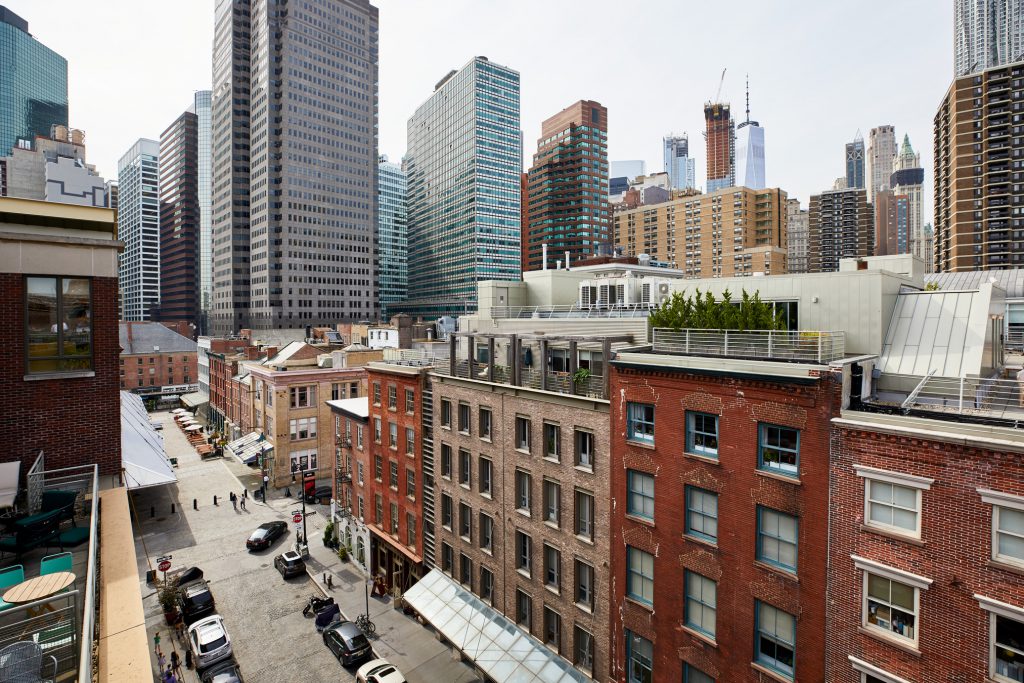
[542, 243, 548, 271]
[127, 321, 134, 344]
[565, 251, 571, 271]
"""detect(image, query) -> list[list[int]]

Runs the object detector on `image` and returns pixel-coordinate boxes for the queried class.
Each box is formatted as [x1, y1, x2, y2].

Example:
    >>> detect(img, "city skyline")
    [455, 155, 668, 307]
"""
[2, 0, 950, 216]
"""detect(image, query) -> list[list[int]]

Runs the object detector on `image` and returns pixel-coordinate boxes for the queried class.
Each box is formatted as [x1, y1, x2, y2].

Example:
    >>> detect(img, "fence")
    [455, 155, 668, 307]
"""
[899, 375, 1024, 422]
[490, 303, 653, 319]
[651, 328, 847, 364]
[437, 359, 607, 399]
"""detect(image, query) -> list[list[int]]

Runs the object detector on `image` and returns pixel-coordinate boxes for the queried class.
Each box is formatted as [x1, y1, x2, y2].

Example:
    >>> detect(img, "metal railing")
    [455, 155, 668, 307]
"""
[490, 303, 654, 320]
[894, 374, 1024, 422]
[436, 359, 607, 399]
[651, 328, 847, 364]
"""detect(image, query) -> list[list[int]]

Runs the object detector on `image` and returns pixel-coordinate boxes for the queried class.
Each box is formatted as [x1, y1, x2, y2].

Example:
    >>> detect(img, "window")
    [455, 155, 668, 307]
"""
[543, 544, 561, 591]
[757, 507, 798, 573]
[626, 403, 655, 444]
[406, 513, 416, 547]
[30, 278, 94, 373]
[349, 382, 359, 398]
[441, 494, 452, 530]
[543, 479, 561, 526]
[480, 513, 493, 552]
[441, 542, 453, 574]
[684, 664, 714, 683]
[440, 444, 452, 479]
[480, 567, 494, 604]
[575, 490, 594, 540]
[516, 590, 532, 628]
[459, 502, 472, 540]
[357, 495, 364, 520]
[388, 385, 397, 410]
[374, 494, 383, 526]
[758, 424, 800, 477]
[516, 530, 532, 575]
[405, 389, 415, 414]
[626, 631, 653, 683]
[992, 613, 1024, 682]
[515, 470, 531, 514]
[459, 449, 471, 486]
[479, 407, 492, 439]
[479, 457, 493, 496]
[289, 417, 317, 441]
[289, 385, 315, 408]
[575, 560, 594, 609]
[440, 399, 451, 428]
[459, 553, 472, 587]
[405, 427, 415, 455]
[374, 455, 382, 482]
[544, 607, 561, 650]
[686, 412, 719, 457]
[574, 430, 594, 470]
[390, 503, 399, 535]
[864, 573, 918, 644]
[356, 425, 363, 449]
[372, 382, 381, 405]
[544, 423, 561, 460]
[515, 416, 531, 452]
[458, 403, 470, 433]
[685, 486, 718, 543]
[866, 483, 920, 536]
[406, 468, 415, 498]
[627, 470, 654, 520]
[374, 417, 382, 444]
[574, 625, 594, 674]
[626, 547, 654, 605]
[389, 422, 398, 449]
[755, 601, 796, 678]
[389, 461, 398, 489]
[289, 449, 317, 472]
[331, 383, 344, 400]
[685, 571, 717, 639]
[994, 504, 1024, 566]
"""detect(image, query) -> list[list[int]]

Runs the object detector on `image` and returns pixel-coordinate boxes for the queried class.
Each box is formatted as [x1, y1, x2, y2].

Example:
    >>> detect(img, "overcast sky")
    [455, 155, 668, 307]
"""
[7, 0, 950, 215]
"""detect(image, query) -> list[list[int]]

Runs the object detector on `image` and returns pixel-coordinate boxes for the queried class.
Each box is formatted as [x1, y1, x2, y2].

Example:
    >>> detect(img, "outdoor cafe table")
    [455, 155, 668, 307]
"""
[3, 572, 75, 605]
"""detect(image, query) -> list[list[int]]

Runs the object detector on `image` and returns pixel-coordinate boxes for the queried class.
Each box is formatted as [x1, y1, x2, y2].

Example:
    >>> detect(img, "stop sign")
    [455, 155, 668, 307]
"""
[158, 560, 171, 572]
[293, 513, 302, 524]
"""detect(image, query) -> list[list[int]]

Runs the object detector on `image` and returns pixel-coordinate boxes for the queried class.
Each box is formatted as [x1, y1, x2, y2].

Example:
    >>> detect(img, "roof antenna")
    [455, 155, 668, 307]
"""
[745, 74, 750, 124]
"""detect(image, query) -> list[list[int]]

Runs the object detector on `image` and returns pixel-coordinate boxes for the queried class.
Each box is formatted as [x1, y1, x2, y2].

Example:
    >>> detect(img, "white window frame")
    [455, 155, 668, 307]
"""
[975, 594, 1024, 683]
[978, 488, 1024, 569]
[847, 656, 912, 683]
[855, 465, 933, 539]
[852, 555, 932, 649]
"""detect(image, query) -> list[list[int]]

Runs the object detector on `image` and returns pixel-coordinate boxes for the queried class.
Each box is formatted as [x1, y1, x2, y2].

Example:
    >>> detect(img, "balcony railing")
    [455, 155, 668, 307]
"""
[435, 359, 607, 399]
[651, 328, 846, 363]
[490, 303, 653, 319]
[885, 374, 1024, 423]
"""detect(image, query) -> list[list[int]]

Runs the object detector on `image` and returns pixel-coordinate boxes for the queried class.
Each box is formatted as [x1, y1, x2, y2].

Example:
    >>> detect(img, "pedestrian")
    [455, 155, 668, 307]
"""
[230, 492, 237, 511]
[169, 650, 181, 676]
[158, 651, 166, 673]
[242, 488, 247, 499]
[162, 664, 177, 683]
[239, 494, 246, 511]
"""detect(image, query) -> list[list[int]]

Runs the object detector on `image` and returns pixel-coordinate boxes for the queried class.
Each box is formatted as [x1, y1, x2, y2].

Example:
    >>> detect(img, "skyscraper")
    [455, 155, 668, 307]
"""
[0, 7, 67, 161]
[786, 198, 809, 274]
[808, 187, 872, 273]
[117, 139, 161, 321]
[891, 134, 928, 271]
[378, 156, 407, 318]
[845, 132, 865, 189]
[403, 57, 521, 316]
[525, 100, 609, 271]
[663, 134, 695, 190]
[954, 0, 1024, 77]
[734, 78, 765, 189]
[704, 102, 735, 192]
[195, 91, 213, 334]
[865, 125, 896, 204]
[873, 189, 911, 257]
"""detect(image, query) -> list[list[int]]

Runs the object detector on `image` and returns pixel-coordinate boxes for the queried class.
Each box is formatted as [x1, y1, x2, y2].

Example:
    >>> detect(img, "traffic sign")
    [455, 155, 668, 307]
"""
[158, 559, 172, 572]
[293, 513, 303, 524]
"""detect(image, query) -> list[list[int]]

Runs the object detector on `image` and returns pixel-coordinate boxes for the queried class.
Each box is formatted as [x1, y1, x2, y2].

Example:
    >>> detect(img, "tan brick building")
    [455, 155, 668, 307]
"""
[612, 186, 788, 277]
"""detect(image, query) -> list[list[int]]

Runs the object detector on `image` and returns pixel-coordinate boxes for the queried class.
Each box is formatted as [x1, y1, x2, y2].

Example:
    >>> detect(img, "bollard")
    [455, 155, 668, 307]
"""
[327, 574, 333, 588]
[193, 499, 198, 511]
[171, 503, 176, 514]
[151, 506, 155, 518]
[213, 495, 218, 506]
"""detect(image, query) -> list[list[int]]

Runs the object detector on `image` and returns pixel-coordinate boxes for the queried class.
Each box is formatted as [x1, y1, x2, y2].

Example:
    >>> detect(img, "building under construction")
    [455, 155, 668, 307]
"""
[705, 102, 735, 192]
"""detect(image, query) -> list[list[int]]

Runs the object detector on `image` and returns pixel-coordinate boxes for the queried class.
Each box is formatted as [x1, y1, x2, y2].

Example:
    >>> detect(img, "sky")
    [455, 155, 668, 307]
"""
[7, 0, 952, 215]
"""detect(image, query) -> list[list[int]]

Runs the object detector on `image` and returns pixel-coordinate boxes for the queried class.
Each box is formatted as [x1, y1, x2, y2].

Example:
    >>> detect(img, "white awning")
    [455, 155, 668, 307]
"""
[0, 462, 19, 508]
[180, 392, 208, 408]
[402, 569, 589, 683]
[227, 432, 270, 465]
[120, 391, 177, 489]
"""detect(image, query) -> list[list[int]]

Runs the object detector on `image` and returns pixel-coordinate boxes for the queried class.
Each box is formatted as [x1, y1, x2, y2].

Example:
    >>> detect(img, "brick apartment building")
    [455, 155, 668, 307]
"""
[208, 339, 269, 438]
[608, 331, 844, 682]
[118, 321, 197, 398]
[330, 396, 371, 573]
[0, 197, 122, 476]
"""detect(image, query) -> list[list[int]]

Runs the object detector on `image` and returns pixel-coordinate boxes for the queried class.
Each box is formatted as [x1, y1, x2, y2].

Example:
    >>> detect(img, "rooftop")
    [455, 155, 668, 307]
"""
[649, 327, 846, 364]
[119, 322, 197, 355]
[327, 397, 369, 420]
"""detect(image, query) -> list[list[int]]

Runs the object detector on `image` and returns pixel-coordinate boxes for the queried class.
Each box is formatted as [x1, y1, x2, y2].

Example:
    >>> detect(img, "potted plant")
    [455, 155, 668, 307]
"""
[338, 546, 349, 562]
[323, 521, 335, 548]
[158, 582, 179, 625]
[572, 367, 592, 391]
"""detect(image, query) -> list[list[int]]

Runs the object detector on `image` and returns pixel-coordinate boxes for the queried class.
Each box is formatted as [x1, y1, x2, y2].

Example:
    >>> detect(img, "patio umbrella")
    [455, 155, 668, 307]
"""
[177, 414, 192, 421]
[172, 408, 188, 414]
[186, 424, 203, 431]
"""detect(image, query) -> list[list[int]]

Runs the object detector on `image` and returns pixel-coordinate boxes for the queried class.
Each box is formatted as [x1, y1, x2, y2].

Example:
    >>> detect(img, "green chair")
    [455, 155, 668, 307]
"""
[40, 552, 72, 576]
[0, 564, 24, 611]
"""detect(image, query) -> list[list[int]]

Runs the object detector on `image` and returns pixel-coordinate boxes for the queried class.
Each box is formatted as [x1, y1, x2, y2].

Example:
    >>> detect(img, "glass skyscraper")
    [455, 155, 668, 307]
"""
[378, 156, 407, 318]
[195, 90, 212, 333]
[662, 134, 695, 190]
[403, 56, 521, 317]
[0, 7, 68, 157]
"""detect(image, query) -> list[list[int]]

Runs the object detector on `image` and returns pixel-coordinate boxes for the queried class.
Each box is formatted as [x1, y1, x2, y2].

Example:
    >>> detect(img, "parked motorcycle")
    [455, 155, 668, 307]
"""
[302, 594, 334, 617]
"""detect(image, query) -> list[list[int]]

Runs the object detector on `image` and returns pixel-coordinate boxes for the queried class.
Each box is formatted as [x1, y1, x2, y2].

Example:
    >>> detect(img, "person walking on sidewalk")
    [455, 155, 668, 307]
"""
[230, 492, 237, 511]
[239, 493, 246, 511]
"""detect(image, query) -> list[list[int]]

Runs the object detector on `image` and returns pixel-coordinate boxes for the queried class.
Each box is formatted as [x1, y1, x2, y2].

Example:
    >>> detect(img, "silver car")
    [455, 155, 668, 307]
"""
[188, 614, 232, 671]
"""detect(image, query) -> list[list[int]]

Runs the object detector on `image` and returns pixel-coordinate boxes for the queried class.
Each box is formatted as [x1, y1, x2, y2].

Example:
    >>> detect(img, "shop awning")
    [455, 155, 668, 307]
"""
[180, 392, 208, 409]
[120, 391, 177, 489]
[0, 462, 20, 508]
[402, 569, 590, 683]
[227, 432, 270, 465]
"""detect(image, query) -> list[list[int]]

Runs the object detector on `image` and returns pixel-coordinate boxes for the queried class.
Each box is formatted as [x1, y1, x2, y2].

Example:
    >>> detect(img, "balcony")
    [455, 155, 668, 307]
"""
[490, 303, 653, 319]
[651, 328, 847, 364]
[869, 375, 1024, 425]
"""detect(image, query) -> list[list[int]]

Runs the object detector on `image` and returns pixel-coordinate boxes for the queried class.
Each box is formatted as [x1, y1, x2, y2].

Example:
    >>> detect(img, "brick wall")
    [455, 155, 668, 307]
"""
[118, 351, 197, 390]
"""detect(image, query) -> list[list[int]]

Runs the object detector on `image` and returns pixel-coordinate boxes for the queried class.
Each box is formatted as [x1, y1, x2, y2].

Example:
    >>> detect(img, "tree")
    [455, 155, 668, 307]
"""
[649, 288, 784, 331]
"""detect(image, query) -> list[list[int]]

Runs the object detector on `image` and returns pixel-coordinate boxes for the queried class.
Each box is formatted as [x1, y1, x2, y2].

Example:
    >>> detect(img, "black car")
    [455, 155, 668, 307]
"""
[201, 659, 244, 683]
[323, 621, 372, 666]
[177, 580, 216, 626]
[274, 551, 306, 579]
[246, 521, 287, 551]
[305, 485, 333, 504]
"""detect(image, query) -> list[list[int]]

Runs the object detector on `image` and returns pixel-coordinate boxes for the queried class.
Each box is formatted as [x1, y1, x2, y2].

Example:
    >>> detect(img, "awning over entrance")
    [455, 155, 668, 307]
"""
[120, 391, 177, 489]
[402, 569, 589, 683]
[180, 392, 208, 409]
[227, 432, 270, 465]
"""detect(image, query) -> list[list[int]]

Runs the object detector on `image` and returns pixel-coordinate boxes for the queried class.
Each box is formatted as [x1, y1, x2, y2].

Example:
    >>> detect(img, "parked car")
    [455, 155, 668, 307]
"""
[274, 551, 306, 578]
[177, 580, 216, 626]
[356, 658, 406, 683]
[305, 485, 333, 504]
[246, 521, 287, 551]
[201, 659, 244, 683]
[175, 566, 204, 587]
[322, 621, 372, 667]
[188, 615, 232, 672]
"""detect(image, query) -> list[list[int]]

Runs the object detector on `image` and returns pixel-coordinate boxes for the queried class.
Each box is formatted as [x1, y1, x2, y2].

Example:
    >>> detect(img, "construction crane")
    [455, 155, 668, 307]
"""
[714, 68, 727, 103]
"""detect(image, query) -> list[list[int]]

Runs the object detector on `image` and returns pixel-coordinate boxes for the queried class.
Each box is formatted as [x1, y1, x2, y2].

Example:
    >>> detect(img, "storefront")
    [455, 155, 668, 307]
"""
[369, 528, 423, 595]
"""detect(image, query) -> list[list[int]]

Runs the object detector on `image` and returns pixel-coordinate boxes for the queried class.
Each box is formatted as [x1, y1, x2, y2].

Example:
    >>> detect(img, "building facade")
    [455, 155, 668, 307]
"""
[194, 91, 213, 334]
[403, 56, 522, 317]
[890, 134, 928, 272]
[865, 125, 896, 205]
[663, 134, 696, 191]
[330, 397, 372, 573]
[0, 7, 67, 160]
[705, 103, 735, 192]
[378, 156, 407, 318]
[934, 60, 1024, 271]
[525, 100, 610, 272]
[735, 85, 765, 190]
[786, 198, 809, 274]
[117, 138, 161, 321]
[846, 134, 865, 190]
[118, 322, 198, 399]
[808, 188, 873, 273]
[955, 0, 1024, 76]
[0, 126, 107, 207]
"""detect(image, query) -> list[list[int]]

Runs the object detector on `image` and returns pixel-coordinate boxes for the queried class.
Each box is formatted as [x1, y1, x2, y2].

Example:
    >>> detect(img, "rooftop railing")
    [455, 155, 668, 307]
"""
[490, 303, 653, 320]
[435, 359, 608, 400]
[651, 328, 847, 364]
[880, 374, 1024, 425]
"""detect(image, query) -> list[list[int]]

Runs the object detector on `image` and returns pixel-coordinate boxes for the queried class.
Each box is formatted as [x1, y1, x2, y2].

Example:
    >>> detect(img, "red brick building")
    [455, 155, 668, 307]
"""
[0, 198, 122, 477]
[608, 335, 844, 682]
[118, 322, 198, 398]
[207, 339, 267, 437]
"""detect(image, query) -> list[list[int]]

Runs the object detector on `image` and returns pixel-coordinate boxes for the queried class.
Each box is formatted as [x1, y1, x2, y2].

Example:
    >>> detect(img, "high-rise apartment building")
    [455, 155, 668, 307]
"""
[734, 81, 765, 190]
[808, 187, 872, 273]
[117, 138, 161, 321]
[0, 125, 107, 206]
[891, 134, 928, 271]
[195, 91, 213, 334]
[0, 7, 67, 161]
[954, 0, 1024, 76]
[845, 133, 865, 189]
[873, 189, 911, 257]
[613, 186, 788, 277]
[378, 156, 407, 318]
[786, 198, 809, 274]
[403, 57, 521, 316]
[663, 134, 696, 190]
[865, 125, 896, 204]
[705, 103, 735, 192]
[210, 0, 251, 336]
[524, 100, 609, 272]
[934, 60, 1024, 271]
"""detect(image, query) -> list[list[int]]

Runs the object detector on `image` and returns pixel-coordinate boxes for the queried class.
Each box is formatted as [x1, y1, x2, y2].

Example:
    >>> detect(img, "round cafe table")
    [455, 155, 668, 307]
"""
[3, 572, 75, 604]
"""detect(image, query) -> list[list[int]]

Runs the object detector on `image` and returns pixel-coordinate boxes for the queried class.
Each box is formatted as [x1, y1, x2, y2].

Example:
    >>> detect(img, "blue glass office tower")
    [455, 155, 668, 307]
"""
[403, 57, 521, 317]
[378, 156, 407, 318]
[0, 7, 67, 157]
